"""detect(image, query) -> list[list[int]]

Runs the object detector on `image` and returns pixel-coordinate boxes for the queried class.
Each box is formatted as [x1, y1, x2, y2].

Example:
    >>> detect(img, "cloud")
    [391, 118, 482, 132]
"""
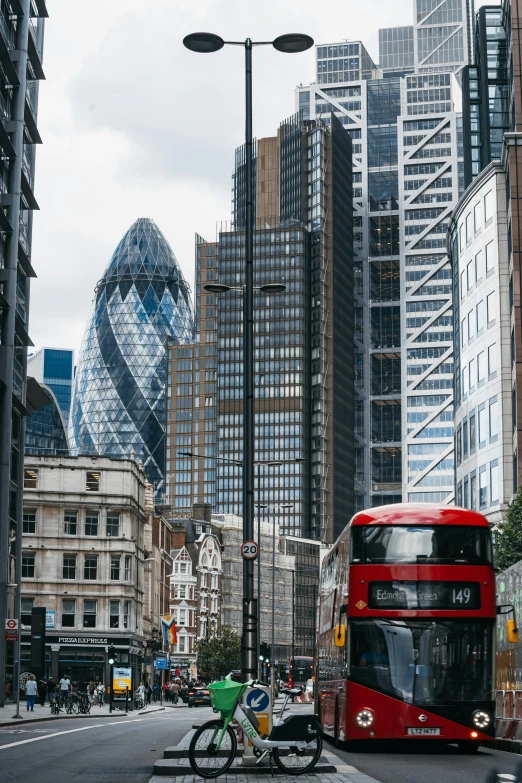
[31, 0, 420, 353]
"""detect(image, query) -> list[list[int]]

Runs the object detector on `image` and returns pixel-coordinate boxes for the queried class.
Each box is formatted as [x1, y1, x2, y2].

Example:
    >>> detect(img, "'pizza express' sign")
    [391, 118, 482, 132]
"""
[58, 637, 110, 645]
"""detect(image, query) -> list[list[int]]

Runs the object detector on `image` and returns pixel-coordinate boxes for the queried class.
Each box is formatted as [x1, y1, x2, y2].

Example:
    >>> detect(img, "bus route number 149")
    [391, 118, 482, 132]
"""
[452, 587, 471, 604]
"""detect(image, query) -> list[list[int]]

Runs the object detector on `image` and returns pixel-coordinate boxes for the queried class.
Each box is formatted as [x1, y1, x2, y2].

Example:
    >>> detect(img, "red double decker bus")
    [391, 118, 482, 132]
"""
[317, 504, 496, 751]
[288, 656, 314, 688]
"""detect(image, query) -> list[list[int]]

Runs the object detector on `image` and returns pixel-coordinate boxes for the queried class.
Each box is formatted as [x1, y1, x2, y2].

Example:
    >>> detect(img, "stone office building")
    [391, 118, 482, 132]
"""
[20, 454, 148, 687]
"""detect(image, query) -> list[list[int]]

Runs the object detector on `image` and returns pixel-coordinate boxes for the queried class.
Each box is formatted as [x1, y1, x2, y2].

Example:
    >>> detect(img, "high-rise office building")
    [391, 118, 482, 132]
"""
[451, 0, 522, 519]
[298, 1, 471, 512]
[165, 114, 354, 542]
[379, 27, 415, 76]
[413, 0, 473, 80]
[463, 5, 509, 183]
[69, 218, 194, 494]
[25, 382, 69, 456]
[0, 0, 47, 706]
[27, 347, 74, 424]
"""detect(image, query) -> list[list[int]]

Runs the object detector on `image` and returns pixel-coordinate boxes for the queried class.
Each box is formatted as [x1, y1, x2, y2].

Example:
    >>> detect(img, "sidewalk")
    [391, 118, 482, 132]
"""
[0, 701, 165, 727]
[149, 727, 381, 783]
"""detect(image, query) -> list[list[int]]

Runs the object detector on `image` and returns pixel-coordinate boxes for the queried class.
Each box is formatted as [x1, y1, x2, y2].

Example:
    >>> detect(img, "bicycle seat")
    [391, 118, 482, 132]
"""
[280, 687, 302, 696]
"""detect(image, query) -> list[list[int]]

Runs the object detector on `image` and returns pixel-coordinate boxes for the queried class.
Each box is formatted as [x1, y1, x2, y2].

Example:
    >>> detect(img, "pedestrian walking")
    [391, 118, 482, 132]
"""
[145, 683, 152, 705]
[88, 681, 96, 704]
[25, 674, 37, 711]
[96, 682, 105, 706]
[171, 680, 180, 705]
[37, 678, 47, 707]
[58, 673, 71, 707]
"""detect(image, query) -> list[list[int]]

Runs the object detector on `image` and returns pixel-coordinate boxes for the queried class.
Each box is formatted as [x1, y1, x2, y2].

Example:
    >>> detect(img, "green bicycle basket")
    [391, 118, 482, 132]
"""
[208, 677, 246, 715]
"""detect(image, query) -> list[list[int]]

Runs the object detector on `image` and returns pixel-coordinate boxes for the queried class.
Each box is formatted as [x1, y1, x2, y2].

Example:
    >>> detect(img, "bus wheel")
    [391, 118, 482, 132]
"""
[457, 741, 480, 754]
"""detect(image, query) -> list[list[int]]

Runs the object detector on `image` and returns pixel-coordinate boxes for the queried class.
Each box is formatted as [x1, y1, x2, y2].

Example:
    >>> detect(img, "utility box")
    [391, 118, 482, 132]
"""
[242, 683, 272, 765]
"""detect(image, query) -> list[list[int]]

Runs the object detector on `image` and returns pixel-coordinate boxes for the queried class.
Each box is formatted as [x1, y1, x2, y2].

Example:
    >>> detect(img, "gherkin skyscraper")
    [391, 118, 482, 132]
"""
[69, 218, 194, 491]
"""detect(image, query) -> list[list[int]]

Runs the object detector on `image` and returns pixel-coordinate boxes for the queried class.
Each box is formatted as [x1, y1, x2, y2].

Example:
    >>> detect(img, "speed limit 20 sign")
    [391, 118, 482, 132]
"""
[241, 541, 259, 560]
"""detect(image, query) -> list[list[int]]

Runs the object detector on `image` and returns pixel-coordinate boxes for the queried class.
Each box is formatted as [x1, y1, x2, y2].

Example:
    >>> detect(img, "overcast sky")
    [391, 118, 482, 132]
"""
[30, 0, 495, 355]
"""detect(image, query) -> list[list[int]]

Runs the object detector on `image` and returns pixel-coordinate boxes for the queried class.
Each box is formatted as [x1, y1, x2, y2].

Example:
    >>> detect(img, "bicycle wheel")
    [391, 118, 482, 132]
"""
[188, 719, 237, 779]
[272, 734, 322, 776]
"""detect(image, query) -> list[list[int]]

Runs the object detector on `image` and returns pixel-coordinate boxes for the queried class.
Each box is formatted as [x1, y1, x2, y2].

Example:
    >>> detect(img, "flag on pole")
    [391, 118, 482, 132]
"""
[161, 614, 177, 646]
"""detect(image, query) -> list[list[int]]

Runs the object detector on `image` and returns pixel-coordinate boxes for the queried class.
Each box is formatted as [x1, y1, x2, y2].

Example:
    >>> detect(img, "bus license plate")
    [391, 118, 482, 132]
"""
[407, 727, 441, 736]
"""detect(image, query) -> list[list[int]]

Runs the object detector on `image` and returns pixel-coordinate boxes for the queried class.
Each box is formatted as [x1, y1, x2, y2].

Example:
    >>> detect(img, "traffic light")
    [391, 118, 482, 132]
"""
[108, 645, 116, 666]
[260, 642, 270, 662]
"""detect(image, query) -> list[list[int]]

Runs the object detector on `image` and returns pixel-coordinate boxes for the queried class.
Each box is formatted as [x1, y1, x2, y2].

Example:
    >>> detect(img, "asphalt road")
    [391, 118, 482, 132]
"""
[0, 705, 191, 783]
[334, 738, 522, 783]
[3, 701, 522, 783]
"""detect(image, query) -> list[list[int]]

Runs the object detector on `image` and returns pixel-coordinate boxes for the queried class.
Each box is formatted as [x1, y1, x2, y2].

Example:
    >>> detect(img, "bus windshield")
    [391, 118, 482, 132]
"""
[350, 619, 493, 705]
[350, 525, 492, 565]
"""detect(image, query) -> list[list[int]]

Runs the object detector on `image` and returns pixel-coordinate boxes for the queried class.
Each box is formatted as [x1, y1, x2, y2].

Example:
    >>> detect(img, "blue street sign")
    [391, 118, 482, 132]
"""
[246, 688, 270, 712]
[285, 663, 290, 671]
[155, 657, 169, 670]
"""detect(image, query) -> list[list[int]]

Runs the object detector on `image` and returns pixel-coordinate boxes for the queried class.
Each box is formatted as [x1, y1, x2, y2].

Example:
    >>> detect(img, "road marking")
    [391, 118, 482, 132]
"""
[0, 718, 147, 750]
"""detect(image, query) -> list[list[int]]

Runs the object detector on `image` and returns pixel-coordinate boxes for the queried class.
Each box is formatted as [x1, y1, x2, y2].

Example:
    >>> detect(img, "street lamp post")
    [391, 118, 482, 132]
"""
[184, 30, 313, 682]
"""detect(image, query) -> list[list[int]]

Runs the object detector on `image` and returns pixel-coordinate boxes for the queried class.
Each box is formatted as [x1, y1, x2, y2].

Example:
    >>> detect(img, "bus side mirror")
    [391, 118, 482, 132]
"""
[334, 624, 346, 647]
[508, 619, 519, 644]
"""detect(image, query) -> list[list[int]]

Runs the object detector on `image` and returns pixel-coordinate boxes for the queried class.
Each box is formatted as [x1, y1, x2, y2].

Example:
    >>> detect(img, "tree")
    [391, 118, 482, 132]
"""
[195, 628, 241, 682]
[494, 490, 522, 571]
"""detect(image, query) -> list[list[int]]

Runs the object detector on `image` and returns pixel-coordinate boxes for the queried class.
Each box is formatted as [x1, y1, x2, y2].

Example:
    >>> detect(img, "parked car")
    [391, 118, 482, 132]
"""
[179, 684, 189, 704]
[188, 686, 210, 708]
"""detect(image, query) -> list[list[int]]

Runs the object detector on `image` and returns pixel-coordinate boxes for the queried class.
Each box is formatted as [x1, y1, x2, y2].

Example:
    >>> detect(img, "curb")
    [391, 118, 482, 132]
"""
[153, 759, 337, 777]
[139, 707, 166, 715]
[0, 712, 128, 728]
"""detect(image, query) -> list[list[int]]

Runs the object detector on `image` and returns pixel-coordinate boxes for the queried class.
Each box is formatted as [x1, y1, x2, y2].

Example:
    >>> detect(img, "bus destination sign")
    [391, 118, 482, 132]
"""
[368, 581, 481, 610]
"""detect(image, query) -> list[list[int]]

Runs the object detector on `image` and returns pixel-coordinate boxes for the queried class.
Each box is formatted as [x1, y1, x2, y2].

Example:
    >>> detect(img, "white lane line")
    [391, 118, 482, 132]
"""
[0, 718, 146, 750]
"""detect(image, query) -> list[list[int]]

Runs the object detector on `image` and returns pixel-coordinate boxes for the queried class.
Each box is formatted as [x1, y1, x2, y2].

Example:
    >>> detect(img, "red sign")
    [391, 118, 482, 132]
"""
[5, 634, 18, 642]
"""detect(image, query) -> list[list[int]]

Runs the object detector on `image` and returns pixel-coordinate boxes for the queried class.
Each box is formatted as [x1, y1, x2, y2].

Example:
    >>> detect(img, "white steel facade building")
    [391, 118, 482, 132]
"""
[451, 158, 514, 524]
[297, 0, 472, 510]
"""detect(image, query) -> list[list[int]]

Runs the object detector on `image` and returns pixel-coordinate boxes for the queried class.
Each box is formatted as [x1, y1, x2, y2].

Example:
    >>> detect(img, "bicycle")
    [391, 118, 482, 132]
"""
[188, 674, 322, 778]
[133, 693, 145, 710]
[76, 691, 91, 714]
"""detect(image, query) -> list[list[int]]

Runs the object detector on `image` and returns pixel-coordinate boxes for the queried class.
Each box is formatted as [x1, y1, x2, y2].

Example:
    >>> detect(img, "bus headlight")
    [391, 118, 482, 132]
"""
[355, 709, 375, 728]
[472, 710, 491, 729]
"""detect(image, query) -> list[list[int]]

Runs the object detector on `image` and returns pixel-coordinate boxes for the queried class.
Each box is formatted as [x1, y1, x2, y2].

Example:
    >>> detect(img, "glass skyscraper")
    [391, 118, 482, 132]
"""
[165, 115, 354, 542]
[298, 0, 471, 511]
[27, 347, 74, 425]
[69, 218, 194, 493]
[25, 383, 69, 456]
